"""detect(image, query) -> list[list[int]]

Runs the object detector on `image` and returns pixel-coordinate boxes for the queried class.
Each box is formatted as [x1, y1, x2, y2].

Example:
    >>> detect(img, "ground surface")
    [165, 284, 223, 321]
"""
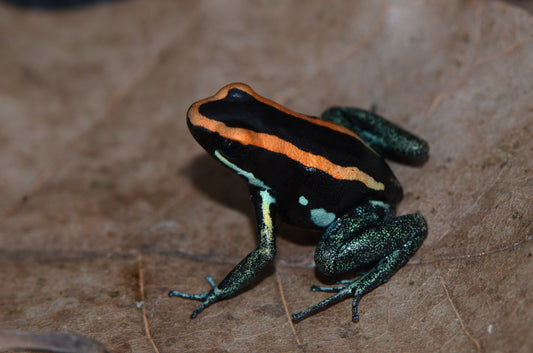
[0, 1, 532, 352]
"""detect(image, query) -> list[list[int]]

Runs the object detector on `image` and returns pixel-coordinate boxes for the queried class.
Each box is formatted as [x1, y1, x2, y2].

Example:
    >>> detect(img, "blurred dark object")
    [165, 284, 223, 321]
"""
[1, 0, 125, 9]
[0, 329, 109, 353]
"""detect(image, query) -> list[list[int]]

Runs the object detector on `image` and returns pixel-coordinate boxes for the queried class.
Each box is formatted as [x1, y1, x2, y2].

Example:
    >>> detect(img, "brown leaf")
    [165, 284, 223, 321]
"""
[0, 1, 531, 352]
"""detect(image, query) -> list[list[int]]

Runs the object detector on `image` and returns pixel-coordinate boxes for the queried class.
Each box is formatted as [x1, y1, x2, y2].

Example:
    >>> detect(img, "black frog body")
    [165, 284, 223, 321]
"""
[187, 84, 403, 228]
[170, 83, 429, 323]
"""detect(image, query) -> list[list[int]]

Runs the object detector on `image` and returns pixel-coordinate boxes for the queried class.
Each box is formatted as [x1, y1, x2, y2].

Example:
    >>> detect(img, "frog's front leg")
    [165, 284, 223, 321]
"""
[291, 200, 427, 322]
[169, 188, 277, 318]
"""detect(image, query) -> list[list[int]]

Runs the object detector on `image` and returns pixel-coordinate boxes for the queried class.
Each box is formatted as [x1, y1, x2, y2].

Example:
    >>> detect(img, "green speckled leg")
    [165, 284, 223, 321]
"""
[321, 107, 429, 163]
[169, 188, 277, 318]
[291, 201, 427, 322]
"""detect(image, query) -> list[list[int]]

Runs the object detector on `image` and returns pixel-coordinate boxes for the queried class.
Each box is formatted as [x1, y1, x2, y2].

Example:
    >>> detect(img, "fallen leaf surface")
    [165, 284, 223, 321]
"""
[0, 1, 531, 352]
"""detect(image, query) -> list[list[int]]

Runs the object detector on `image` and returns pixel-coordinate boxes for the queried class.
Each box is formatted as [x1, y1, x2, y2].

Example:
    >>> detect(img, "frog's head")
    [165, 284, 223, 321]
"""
[186, 83, 269, 163]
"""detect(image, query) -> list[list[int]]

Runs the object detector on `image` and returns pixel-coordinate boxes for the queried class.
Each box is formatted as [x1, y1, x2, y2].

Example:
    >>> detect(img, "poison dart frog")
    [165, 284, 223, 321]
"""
[169, 83, 429, 322]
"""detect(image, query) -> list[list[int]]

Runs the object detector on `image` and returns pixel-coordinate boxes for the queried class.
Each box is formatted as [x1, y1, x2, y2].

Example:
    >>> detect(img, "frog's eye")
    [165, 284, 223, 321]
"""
[226, 88, 253, 102]
[220, 138, 247, 160]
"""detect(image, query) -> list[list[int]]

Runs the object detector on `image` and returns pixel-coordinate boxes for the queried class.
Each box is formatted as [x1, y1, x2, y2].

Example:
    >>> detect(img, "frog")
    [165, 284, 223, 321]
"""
[169, 82, 429, 323]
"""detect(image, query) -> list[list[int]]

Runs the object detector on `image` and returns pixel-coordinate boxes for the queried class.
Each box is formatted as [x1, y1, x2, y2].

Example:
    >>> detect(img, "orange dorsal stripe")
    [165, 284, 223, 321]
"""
[191, 83, 371, 146]
[189, 112, 385, 191]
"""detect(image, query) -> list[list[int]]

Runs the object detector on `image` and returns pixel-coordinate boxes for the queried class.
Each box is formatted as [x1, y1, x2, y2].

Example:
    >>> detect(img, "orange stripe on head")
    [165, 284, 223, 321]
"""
[189, 111, 385, 191]
[191, 83, 373, 145]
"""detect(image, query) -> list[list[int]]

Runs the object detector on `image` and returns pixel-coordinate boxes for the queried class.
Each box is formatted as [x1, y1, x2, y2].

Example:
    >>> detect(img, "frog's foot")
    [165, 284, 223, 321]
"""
[294, 212, 427, 323]
[292, 280, 364, 323]
[169, 275, 223, 318]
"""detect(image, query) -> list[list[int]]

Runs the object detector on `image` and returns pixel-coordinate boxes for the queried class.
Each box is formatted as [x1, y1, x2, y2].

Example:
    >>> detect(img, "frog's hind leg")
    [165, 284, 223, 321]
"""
[321, 107, 429, 163]
[291, 200, 427, 323]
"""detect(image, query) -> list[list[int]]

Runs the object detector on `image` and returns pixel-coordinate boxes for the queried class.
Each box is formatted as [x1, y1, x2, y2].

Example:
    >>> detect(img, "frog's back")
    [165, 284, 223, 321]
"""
[188, 83, 402, 228]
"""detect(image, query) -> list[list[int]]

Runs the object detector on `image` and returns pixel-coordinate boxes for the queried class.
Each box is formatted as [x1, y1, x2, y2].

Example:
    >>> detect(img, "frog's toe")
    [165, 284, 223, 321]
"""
[190, 301, 211, 318]
[292, 286, 355, 322]
[293, 280, 365, 322]
[168, 274, 218, 300]
[310, 284, 343, 293]
[168, 289, 209, 300]
[310, 279, 357, 293]
[351, 295, 362, 322]
[169, 289, 219, 319]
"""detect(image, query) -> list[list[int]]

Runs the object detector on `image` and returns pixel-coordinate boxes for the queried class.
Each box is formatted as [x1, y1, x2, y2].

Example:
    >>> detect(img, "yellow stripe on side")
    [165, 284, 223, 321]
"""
[189, 112, 385, 191]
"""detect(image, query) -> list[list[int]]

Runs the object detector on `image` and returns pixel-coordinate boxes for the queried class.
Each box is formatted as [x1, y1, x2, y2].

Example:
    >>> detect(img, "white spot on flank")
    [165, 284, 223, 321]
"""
[298, 196, 309, 206]
[310, 208, 336, 227]
[369, 200, 387, 208]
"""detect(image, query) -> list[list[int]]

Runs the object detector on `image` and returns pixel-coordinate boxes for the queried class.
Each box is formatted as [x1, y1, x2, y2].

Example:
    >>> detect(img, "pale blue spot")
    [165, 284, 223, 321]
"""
[298, 196, 309, 206]
[310, 208, 336, 227]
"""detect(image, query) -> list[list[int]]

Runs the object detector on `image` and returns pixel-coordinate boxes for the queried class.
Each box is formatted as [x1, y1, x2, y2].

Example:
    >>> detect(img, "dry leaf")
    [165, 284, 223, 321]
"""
[0, 1, 531, 352]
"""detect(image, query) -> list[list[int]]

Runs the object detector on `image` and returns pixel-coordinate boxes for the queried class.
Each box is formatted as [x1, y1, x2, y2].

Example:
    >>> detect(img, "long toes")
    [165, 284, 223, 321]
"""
[351, 296, 361, 322]
[168, 290, 205, 300]
[310, 284, 344, 293]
